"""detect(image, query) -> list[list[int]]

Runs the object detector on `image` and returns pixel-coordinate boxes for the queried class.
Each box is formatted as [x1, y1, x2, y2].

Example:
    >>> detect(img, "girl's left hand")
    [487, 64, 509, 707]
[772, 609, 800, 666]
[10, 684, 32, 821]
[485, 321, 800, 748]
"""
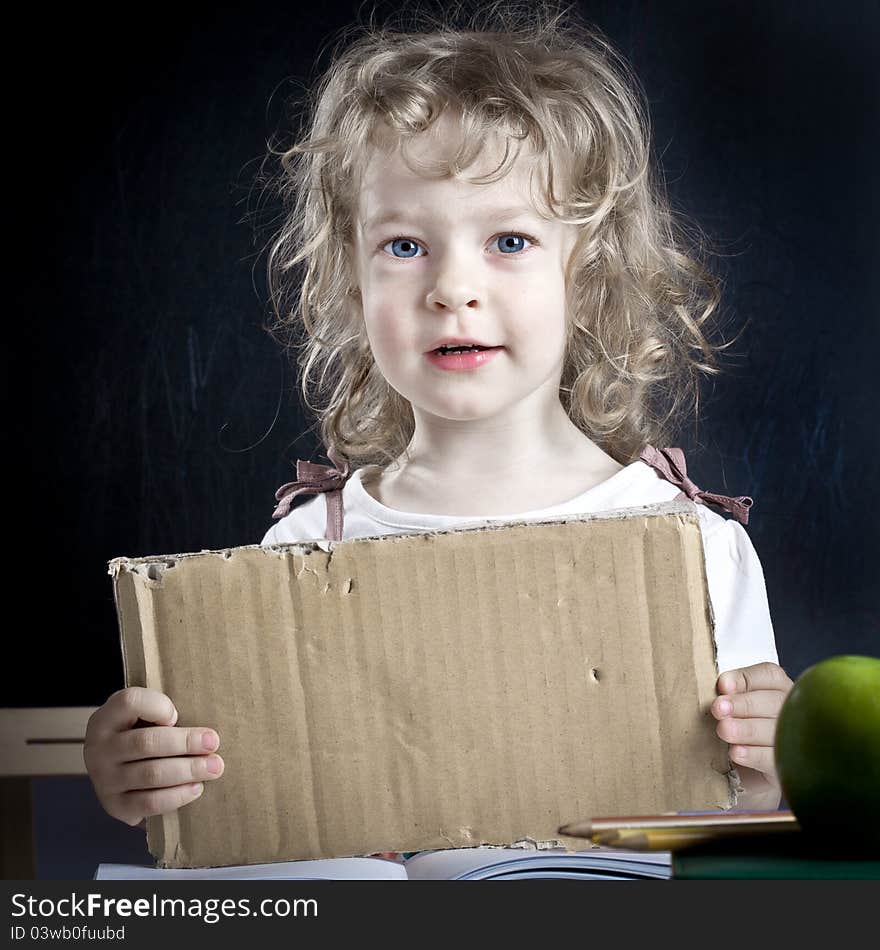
[711, 661, 794, 809]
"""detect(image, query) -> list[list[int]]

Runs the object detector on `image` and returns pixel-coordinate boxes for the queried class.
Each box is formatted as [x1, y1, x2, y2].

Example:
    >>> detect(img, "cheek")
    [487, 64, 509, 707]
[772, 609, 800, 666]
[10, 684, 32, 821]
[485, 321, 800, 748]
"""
[374, 304, 409, 343]
[363, 300, 413, 372]
[505, 280, 568, 350]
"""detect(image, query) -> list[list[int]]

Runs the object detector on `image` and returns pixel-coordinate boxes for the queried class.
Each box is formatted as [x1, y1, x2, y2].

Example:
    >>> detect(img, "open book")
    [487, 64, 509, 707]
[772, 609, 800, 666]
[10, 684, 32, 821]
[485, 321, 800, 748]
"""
[95, 847, 671, 881]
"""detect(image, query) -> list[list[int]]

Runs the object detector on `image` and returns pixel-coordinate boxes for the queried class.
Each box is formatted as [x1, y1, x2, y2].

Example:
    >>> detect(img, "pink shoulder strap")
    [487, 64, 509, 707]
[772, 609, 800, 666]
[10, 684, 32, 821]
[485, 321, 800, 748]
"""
[271, 444, 351, 541]
[271, 443, 753, 539]
[638, 445, 753, 526]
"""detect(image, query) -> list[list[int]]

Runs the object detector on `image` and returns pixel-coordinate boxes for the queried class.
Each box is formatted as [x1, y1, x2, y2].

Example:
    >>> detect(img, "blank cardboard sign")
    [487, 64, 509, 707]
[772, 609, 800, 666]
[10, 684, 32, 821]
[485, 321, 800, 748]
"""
[108, 498, 736, 869]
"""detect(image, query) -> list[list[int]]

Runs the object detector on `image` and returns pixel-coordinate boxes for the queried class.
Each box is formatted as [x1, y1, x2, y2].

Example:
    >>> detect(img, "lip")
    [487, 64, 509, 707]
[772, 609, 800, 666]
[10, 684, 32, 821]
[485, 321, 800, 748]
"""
[425, 337, 497, 353]
[425, 346, 504, 371]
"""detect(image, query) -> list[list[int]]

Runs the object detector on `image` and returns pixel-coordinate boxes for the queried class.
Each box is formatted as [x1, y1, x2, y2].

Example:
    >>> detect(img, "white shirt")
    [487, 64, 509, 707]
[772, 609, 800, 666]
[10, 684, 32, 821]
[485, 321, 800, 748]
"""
[261, 459, 779, 675]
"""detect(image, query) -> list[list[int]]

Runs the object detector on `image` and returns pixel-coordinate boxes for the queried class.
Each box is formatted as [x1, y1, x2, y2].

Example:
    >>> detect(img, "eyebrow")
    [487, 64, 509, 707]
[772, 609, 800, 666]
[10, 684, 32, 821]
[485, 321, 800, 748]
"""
[361, 205, 540, 233]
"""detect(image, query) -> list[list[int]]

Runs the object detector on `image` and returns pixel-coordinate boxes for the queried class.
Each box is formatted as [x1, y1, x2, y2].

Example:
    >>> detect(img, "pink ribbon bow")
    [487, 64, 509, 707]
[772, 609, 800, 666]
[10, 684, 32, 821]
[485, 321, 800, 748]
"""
[639, 445, 753, 526]
[271, 444, 352, 520]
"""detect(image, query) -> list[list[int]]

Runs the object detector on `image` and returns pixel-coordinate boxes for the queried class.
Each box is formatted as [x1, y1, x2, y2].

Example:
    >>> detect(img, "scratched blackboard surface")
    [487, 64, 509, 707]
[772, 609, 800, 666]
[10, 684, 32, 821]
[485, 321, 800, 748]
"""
[8, 1, 878, 711]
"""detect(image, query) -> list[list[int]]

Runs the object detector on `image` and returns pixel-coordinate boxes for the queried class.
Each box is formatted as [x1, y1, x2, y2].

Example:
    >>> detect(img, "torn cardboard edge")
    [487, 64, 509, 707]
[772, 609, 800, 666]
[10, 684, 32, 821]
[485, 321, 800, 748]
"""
[108, 496, 701, 568]
[109, 497, 741, 867]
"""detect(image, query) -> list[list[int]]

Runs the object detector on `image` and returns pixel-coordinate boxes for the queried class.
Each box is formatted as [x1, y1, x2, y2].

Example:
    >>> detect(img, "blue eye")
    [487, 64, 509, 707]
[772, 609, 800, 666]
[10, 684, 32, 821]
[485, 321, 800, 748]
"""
[381, 233, 536, 259]
[387, 237, 422, 258]
[496, 234, 528, 254]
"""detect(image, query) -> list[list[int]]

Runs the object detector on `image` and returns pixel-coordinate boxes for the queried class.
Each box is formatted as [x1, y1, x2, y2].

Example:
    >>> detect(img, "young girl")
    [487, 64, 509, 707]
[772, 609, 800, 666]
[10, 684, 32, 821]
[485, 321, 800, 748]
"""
[84, 2, 793, 840]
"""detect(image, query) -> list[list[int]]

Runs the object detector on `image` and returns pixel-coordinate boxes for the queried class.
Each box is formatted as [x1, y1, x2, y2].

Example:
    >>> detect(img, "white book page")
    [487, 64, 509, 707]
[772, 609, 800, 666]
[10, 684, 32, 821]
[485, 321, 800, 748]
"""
[93, 858, 408, 881]
[403, 847, 672, 880]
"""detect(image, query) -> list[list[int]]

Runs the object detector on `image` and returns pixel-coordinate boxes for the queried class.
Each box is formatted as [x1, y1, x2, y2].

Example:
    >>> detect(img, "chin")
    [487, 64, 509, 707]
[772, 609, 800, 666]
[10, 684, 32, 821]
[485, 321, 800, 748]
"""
[421, 397, 511, 423]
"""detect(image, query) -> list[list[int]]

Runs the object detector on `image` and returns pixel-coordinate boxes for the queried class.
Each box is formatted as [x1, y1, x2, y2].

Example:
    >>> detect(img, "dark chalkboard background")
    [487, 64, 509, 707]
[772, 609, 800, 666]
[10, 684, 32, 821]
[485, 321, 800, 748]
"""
[8, 0, 878, 710]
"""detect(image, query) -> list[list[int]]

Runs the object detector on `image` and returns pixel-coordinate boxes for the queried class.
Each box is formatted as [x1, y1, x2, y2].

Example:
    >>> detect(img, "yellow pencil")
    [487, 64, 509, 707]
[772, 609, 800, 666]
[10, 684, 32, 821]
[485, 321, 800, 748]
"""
[559, 810, 799, 839]
[591, 823, 800, 852]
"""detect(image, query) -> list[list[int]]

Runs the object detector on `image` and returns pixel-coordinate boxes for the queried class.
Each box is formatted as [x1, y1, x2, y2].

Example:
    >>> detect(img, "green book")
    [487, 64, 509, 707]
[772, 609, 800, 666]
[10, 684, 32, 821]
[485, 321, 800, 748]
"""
[672, 830, 880, 880]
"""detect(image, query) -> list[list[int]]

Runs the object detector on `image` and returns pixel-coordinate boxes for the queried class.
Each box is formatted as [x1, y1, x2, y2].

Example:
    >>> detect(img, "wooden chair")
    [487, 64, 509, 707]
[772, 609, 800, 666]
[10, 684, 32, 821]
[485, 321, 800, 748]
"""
[0, 707, 97, 879]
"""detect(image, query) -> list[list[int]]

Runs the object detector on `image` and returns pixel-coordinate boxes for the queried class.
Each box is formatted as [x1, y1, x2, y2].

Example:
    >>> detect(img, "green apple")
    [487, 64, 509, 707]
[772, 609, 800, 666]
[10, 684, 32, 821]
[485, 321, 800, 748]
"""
[774, 654, 880, 851]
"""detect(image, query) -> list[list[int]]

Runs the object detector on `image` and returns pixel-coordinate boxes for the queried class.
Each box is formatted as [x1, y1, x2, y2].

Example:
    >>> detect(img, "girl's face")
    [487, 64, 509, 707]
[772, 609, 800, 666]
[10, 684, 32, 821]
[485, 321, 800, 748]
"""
[352, 117, 578, 429]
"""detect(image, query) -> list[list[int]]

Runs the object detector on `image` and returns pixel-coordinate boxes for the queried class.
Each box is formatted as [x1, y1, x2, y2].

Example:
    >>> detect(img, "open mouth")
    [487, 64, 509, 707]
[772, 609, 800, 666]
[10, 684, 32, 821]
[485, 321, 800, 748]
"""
[425, 346, 504, 371]
[430, 344, 499, 355]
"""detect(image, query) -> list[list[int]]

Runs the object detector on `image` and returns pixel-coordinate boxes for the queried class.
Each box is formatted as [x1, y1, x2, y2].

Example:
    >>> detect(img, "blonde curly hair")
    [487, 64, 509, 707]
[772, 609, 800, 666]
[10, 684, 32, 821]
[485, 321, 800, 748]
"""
[260, 0, 735, 470]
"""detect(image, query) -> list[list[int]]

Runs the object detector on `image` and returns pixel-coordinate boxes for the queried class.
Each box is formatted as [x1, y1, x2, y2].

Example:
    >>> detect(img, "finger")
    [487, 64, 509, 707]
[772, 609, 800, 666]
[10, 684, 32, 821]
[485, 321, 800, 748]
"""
[115, 749, 224, 796]
[717, 662, 793, 696]
[105, 725, 222, 794]
[727, 743, 776, 776]
[122, 780, 207, 823]
[91, 688, 178, 739]
[116, 724, 219, 765]
[711, 688, 788, 720]
[715, 715, 777, 748]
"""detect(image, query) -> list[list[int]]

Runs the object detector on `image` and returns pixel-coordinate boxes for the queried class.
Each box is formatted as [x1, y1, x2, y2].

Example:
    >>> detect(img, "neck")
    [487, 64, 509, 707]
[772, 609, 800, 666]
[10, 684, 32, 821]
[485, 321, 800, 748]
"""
[400, 404, 606, 479]
[366, 391, 624, 517]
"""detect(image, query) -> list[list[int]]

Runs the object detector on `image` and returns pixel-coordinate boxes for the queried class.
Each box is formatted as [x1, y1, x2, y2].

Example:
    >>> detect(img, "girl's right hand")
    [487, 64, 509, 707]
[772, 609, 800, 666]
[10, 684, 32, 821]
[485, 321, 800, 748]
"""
[84, 687, 225, 828]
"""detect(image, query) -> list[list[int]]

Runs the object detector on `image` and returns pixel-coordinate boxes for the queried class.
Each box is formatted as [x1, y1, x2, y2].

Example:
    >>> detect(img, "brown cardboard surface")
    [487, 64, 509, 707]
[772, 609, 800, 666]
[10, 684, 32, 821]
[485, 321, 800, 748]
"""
[108, 499, 738, 869]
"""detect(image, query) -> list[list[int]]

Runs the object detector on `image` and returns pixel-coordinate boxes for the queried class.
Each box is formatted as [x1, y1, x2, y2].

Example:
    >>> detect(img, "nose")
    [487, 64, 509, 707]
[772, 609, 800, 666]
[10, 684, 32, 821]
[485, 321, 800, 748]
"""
[426, 287, 479, 311]
[425, 249, 482, 312]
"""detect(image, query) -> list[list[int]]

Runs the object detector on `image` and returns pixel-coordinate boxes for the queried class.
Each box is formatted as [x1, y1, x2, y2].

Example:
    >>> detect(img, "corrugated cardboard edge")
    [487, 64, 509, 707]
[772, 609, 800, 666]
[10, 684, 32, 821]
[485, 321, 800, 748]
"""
[110, 560, 184, 862]
[109, 498, 699, 560]
[107, 497, 738, 859]
[109, 498, 707, 565]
